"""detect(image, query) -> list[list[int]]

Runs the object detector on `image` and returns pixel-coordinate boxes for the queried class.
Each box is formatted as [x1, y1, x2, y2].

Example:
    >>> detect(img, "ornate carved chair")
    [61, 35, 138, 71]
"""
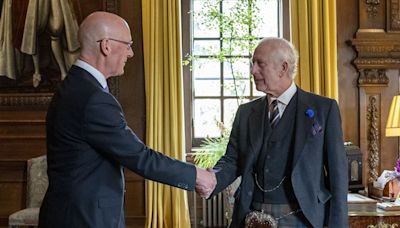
[8, 155, 48, 227]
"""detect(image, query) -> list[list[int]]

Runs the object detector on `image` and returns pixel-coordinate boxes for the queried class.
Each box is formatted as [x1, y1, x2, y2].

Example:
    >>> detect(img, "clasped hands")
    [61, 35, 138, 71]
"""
[195, 167, 217, 199]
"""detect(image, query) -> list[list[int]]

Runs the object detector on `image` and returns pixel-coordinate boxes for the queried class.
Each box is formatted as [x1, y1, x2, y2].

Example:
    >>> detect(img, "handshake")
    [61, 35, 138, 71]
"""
[195, 167, 217, 199]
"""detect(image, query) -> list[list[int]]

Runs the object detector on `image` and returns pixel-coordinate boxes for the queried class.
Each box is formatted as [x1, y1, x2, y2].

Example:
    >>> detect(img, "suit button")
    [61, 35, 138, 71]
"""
[266, 155, 271, 159]
[248, 191, 252, 196]
[265, 168, 269, 173]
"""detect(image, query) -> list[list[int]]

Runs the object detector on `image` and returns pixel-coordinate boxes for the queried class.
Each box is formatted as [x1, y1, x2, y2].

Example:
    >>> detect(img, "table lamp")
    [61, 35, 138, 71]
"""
[386, 94, 400, 152]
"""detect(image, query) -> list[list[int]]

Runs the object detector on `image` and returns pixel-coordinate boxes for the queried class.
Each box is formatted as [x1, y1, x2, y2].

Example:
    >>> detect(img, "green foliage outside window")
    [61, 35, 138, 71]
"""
[187, 0, 265, 168]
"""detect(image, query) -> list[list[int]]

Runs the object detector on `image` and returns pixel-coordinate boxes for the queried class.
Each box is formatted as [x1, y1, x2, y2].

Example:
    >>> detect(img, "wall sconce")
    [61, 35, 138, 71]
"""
[386, 94, 400, 154]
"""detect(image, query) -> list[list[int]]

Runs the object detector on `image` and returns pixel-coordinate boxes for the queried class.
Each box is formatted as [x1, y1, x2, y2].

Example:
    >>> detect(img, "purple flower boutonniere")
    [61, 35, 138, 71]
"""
[396, 159, 400, 173]
[305, 108, 323, 136]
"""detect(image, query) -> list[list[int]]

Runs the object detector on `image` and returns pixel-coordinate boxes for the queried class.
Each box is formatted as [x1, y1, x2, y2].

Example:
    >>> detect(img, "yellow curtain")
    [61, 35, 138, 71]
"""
[290, 0, 338, 101]
[142, 0, 191, 227]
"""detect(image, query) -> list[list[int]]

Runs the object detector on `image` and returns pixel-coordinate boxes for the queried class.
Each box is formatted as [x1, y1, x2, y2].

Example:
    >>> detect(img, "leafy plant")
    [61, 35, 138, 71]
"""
[192, 121, 230, 168]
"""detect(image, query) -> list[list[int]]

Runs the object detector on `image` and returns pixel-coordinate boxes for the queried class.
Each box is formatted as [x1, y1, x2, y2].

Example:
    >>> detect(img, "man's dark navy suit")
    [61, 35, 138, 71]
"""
[39, 66, 196, 228]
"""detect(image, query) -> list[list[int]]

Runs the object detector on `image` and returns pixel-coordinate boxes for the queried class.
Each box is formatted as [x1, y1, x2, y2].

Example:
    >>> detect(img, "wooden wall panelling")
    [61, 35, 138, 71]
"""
[124, 171, 146, 227]
[0, 161, 26, 226]
[337, 0, 360, 145]
[118, 0, 146, 227]
[351, 0, 400, 191]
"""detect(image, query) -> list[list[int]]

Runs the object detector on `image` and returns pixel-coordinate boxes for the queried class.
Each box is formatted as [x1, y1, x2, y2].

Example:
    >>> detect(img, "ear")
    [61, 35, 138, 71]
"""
[99, 39, 112, 56]
[281, 61, 289, 75]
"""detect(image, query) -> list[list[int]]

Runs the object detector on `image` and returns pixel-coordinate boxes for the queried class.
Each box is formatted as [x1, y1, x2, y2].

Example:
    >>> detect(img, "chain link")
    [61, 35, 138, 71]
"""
[254, 173, 286, 192]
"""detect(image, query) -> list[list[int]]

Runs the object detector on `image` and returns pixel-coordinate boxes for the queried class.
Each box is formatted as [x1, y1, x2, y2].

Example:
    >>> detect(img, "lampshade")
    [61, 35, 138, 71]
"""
[386, 95, 400, 137]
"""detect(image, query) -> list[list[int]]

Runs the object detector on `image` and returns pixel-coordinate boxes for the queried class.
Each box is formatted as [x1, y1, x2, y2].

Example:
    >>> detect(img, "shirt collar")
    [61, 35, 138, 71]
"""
[270, 81, 297, 105]
[74, 59, 108, 89]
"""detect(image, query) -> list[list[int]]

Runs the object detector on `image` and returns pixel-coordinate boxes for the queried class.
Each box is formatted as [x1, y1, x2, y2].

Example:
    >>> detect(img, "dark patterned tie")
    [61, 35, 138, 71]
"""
[270, 99, 280, 128]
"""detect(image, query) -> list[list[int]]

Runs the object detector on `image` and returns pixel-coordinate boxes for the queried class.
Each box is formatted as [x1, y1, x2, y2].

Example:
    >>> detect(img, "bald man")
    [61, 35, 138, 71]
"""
[38, 12, 215, 228]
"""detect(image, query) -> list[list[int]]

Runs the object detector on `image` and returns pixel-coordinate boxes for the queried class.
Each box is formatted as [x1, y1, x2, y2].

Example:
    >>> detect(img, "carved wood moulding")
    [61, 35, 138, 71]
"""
[0, 93, 53, 109]
[366, 0, 381, 17]
[388, 0, 400, 31]
[358, 69, 389, 85]
[366, 95, 380, 183]
[352, 35, 400, 72]
[352, 0, 400, 73]
[367, 222, 399, 228]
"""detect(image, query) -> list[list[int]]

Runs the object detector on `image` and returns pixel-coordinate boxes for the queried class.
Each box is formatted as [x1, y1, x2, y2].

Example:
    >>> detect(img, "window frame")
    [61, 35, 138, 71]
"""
[182, 0, 290, 153]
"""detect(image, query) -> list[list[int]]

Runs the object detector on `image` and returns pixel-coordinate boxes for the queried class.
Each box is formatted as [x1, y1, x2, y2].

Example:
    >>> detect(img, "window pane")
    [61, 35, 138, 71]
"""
[222, 0, 249, 38]
[222, 0, 238, 14]
[193, 40, 220, 55]
[223, 98, 249, 126]
[224, 79, 250, 97]
[193, 0, 219, 38]
[193, 59, 220, 79]
[253, 0, 279, 37]
[194, 99, 221, 137]
[224, 59, 250, 79]
[194, 79, 220, 96]
[222, 39, 252, 56]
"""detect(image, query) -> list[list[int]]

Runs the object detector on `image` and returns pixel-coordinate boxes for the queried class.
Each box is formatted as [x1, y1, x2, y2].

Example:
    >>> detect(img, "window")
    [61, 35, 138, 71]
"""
[183, 0, 288, 148]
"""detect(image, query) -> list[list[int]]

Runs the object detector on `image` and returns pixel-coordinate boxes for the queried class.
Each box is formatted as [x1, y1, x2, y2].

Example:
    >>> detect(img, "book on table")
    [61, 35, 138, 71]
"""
[347, 193, 377, 204]
[377, 202, 400, 211]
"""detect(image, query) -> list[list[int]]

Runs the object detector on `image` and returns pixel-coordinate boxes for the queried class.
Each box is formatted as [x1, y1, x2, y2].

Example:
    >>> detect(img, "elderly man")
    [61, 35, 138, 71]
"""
[206, 37, 348, 227]
[39, 11, 215, 228]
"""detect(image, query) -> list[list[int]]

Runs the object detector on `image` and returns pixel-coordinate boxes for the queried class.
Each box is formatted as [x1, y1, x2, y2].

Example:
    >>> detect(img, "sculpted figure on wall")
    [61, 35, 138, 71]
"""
[0, 0, 80, 87]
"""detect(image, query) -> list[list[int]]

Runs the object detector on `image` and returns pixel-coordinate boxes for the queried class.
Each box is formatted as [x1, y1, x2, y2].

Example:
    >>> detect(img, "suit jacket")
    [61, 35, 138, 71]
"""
[39, 66, 196, 228]
[212, 87, 348, 228]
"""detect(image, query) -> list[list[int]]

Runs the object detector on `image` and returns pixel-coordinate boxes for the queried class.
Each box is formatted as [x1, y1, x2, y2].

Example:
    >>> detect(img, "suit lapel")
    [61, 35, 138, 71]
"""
[292, 88, 314, 167]
[247, 96, 267, 170]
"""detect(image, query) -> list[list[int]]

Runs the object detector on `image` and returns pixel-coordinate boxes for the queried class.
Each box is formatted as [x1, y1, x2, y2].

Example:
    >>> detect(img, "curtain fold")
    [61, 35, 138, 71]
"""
[290, 0, 338, 101]
[142, 0, 191, 227]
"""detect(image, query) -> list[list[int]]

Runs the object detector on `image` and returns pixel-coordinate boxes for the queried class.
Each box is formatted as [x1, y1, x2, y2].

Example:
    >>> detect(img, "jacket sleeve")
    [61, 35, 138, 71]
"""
[325, 100, 348, 227]
[211, 106, 242, 196]
[82, 91, 196, 191]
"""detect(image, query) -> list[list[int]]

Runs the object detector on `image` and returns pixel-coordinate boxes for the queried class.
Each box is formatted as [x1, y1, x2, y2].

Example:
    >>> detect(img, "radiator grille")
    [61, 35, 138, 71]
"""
[202, 192, 228, 227]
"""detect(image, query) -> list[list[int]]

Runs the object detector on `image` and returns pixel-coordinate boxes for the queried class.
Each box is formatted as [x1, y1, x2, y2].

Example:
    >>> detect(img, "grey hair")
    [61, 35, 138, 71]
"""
[258, 37, 299, 79]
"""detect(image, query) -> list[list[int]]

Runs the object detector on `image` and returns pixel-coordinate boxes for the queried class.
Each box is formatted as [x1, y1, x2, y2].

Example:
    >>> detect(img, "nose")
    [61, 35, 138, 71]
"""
[127, 48, 134, 58]
[250, 63, 257, 75]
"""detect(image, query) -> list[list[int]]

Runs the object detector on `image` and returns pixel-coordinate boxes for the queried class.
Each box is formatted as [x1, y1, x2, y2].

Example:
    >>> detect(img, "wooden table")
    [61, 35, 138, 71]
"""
[349, 203, 400, 227]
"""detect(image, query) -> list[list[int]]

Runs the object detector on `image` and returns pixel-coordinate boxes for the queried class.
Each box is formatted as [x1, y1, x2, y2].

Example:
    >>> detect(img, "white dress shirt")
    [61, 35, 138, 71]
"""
[268, 81, 297, 119]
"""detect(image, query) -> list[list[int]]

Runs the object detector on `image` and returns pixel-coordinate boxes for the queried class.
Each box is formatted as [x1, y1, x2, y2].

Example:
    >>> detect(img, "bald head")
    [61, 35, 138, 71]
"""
[78, 11, 131, 56]
[256, 37, 298, 79]
[77, 11, 134, 78]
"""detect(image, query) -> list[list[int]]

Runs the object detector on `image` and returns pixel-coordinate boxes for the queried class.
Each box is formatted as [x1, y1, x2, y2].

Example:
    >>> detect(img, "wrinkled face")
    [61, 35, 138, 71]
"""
[108, 23, 134, 76]
[250, 43, 283, 97]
